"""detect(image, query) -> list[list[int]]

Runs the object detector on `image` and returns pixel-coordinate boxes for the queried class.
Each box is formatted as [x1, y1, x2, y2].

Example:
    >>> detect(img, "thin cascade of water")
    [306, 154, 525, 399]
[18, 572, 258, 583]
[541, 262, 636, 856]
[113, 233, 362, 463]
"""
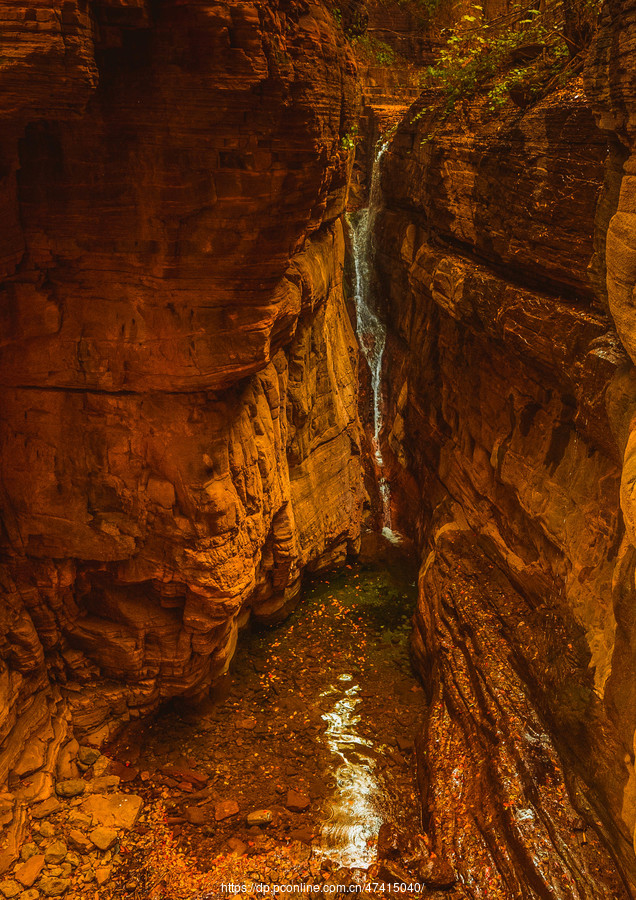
[349, 143, 387, 452]
[348, 142, 398, 541]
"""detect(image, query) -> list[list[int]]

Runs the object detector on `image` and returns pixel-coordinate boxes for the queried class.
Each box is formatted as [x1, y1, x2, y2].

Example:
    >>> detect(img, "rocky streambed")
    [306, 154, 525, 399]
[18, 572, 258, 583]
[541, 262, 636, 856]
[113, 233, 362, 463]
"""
[3, 546, 446, 899]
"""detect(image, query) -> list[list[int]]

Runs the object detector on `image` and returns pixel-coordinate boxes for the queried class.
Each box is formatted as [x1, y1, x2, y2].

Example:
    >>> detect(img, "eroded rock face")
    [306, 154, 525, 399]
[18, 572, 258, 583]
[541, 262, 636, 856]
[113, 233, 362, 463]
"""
[376, 80, 636, 889]
[0, 0, 363, 868]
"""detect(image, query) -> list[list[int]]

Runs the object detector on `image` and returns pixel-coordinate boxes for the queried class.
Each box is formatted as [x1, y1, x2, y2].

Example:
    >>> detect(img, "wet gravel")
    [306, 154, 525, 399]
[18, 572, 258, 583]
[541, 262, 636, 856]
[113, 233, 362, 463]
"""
[106, 553, 425, 896]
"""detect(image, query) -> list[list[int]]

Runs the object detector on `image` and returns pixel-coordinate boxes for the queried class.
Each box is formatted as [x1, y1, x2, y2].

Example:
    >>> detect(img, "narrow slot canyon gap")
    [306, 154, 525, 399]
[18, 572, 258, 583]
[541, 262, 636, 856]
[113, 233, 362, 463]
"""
[2, 1, 636, 898]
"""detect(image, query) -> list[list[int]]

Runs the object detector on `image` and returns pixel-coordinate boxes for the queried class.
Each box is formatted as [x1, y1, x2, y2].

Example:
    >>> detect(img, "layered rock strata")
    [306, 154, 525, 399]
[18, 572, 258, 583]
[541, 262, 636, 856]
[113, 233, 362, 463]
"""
[0, 0, 363, 870]
[376, 75, 636, 890]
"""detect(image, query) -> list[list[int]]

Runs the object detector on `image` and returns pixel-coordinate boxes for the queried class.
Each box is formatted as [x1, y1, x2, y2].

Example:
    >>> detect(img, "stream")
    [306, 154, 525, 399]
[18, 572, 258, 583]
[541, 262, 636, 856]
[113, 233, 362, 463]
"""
[108, 549, 424, 897]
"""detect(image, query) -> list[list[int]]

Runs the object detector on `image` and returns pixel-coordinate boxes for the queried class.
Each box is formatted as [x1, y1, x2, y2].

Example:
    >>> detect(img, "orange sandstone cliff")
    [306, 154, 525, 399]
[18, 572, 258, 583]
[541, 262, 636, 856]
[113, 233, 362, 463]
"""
[0, 0, 364, 865]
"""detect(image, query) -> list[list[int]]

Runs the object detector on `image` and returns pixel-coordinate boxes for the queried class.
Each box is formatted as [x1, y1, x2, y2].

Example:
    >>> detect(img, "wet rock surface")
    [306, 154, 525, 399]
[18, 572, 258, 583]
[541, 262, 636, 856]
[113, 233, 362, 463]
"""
[374, 60, 636, 892]
[98, 555, 431, 895]
[0, 550, 627, 898]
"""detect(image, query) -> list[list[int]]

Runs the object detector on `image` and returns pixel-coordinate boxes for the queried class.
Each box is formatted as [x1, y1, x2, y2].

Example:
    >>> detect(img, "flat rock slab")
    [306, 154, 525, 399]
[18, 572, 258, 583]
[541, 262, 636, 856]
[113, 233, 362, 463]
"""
[81, 793, 143, 830]
[87, 775, 120, 793]
[285, 790, 310, 812]
[215, 800, 239, 821]
[14, 854, 44, 888]
[289, 826, 314, 844]
[108, 761, 139, 783]
[31, 798, 61, 820]
[184, 805, 211, 826]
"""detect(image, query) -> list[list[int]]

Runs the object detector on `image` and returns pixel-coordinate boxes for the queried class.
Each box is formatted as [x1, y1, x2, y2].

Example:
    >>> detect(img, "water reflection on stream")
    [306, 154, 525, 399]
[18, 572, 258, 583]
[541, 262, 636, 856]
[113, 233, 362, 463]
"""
[119, 549, 422, 886]
[317, 674, 384, 867]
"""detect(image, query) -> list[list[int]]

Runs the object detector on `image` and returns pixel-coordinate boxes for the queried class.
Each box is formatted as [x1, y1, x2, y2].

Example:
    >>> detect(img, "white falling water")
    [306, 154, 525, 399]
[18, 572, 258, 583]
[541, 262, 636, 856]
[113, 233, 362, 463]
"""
[348, 143, 398, 541]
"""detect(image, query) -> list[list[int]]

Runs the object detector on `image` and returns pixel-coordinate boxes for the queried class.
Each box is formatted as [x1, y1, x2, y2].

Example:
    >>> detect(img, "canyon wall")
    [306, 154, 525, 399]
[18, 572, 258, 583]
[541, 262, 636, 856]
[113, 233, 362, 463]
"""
[375, 18, 636, 896]
[0, 0, 364, 869]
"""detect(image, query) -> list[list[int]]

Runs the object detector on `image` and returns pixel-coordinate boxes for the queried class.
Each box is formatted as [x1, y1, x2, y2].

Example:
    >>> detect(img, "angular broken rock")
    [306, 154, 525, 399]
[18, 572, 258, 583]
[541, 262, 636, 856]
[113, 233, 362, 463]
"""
[31, 798, 61, 820]
[96, 865, 112, 886]
[161, 764, 209, 787]
[68, 811, 91, 829]
[246, 809, 273, 826]
[55, 780, 85, 799]
[215, 800, 239, 821]
[184, 806, 210, 826]
[0, 880, 20, 899]
[80, 793, 143, 830]
[87, 775, 120, 793]
[285, 789, 310, 812]
[14, 854, 45, 888]
[90, 827, 118, 851]
[68, 830, 92, 853]
[237, 717, 257, 730]
[227, 838, 247, 856]
[20, 844, 39, 862]
[38, 876, 71, 897]
[378, 860, 412, 885]
[77, 747, 101, 768]
[395, 736, 415, 754]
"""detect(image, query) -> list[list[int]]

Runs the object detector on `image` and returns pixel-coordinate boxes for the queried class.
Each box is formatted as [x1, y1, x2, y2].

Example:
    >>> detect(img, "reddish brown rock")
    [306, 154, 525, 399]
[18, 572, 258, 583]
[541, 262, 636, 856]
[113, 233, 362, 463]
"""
[14, 854, 44, 889]
[214, 800, 239, 822]
[285, 789, 310, 812]
[0, 0, 363, 870]
[376, 65, 636, 892]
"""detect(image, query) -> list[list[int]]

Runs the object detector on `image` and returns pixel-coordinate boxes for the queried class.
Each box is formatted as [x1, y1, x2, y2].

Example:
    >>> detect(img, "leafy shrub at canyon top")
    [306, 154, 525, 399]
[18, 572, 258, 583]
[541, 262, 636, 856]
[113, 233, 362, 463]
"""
[425, 0, 601, 112]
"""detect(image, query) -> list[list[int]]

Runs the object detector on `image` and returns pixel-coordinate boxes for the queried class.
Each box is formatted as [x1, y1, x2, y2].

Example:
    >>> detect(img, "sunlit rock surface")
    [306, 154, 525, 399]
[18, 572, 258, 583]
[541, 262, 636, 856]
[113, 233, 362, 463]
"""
[377, 74, 636, 890]
[0, 0, 363, 869]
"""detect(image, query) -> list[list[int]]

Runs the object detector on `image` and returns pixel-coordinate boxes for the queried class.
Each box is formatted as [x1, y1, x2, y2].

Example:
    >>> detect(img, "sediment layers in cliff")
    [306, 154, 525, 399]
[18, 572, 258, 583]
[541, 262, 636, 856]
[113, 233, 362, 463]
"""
[375, 40, 636, 895]
[0, 0, 364, 867]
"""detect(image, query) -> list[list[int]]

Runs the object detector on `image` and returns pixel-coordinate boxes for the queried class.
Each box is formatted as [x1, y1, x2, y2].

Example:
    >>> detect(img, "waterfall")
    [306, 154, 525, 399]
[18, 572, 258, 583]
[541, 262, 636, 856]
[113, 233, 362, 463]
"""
[348, 143, 398, 541]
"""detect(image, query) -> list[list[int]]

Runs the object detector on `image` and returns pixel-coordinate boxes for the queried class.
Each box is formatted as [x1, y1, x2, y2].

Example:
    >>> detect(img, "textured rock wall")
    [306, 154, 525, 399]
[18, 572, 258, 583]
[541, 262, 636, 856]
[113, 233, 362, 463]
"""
[376, 75, 636, 891]
[586, 0, 636, 871]
[0, 0, 363, 869]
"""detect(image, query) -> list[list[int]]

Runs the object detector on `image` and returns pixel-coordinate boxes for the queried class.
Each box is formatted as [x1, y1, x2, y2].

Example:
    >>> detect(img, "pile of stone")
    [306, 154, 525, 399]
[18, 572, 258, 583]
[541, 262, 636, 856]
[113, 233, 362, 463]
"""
[0, 746, 143, 899]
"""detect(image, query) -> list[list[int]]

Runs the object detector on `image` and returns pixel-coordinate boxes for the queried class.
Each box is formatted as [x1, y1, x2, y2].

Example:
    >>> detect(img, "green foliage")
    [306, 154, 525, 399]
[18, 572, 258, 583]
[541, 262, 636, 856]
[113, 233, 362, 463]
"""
[351, 33, 396, 66]
[341, 123, 359, 151]
[487, 67, 525, 111]
[332, 5, 343, 27]
[424, 0, 598, 114]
